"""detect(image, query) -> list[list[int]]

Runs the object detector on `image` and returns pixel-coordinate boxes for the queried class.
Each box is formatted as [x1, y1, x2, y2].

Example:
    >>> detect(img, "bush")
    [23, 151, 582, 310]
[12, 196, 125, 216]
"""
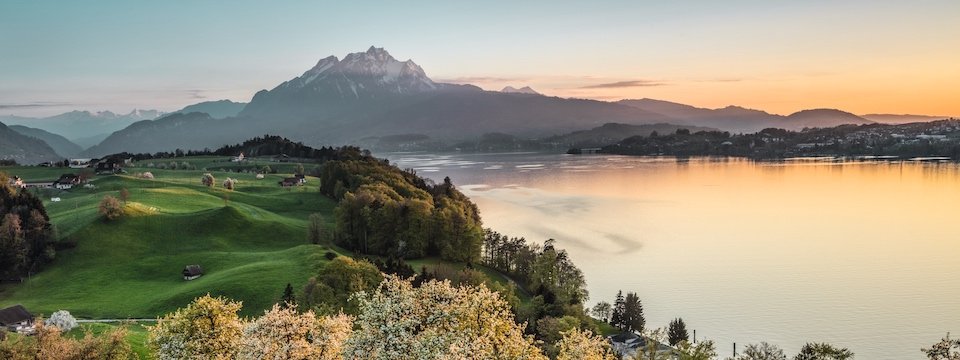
[201, 173, 215, 187]
[140, 172, 154, 179]
[45, 310, 77, 332]
[223, 178, 236, 190]
[98, 195, 123, 221]
[324, 251, 337, 260]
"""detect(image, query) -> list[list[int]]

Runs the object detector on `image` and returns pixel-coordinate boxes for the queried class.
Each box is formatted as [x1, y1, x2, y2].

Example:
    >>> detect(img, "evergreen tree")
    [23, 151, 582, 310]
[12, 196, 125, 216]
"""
[622, 292, 644, 333]
[668, 318, 689, 346]
[280, 283, 296, 309]
[611, 290, 625, 331]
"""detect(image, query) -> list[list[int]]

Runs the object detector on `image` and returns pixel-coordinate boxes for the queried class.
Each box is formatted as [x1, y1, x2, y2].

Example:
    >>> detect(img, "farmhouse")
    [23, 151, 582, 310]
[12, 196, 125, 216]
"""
[231, 152, 245, 162]
[53, 174, 82, 190]
[183, 265, 204, 280]
[68, 158, 92, 169]
[0, 304, 34, 334]
[609, 332, 678, 359]
[294, 173, 307, 184]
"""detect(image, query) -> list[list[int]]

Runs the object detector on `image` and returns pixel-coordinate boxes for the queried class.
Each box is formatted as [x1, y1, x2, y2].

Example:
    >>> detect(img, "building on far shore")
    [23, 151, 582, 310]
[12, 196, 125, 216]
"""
[0, 304, 34, 335]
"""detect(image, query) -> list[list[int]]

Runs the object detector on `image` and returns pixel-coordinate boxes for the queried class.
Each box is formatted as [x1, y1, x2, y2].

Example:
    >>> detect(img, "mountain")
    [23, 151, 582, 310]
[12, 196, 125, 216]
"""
[82, 112, 236, 157]
[861, 113, 950, 124]
[9, 125, 84, 158]
[784, 109, 872, 129]
[618, 99, 875, 132]
[617, 99, 784, 132]
[0, 121, 62, 164]
[0, 109, 164, 144]
[501, 86, 541, 95]
[545, 122, 718, 148]
[174, 100, 247, 119]
[90, 47, 675, 154]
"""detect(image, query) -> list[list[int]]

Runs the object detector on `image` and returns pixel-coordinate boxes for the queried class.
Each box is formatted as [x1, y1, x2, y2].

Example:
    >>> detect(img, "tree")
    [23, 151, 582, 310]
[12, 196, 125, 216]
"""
[295, 163, 305, 176]
[45, 310, 77, 332]
[119, 188, 130, 205]
[556, 328, 618, 360]
[668, 318, 689, 346]
[238, 304, 352, 360]
[223, 178, 236, 190]
[148, 294, 244, 359]
[308, 213, 328, 245]
[592, 301, 613, 322]
[676, 339, 717, 360]
[300, 257, 382, 314]
[923, 334, 960, 360]
[622, 292, 644, 333]
[261, 165, 272, 174]
[99, 195, 123, 221]
[735, 342, 787, 360]
[0, 319, 136, 359]
[201, 173, 215, 187]
[794, 343, 853, 360]
[611, 290, 625, 330]
[635, 328, 672, 360]
[345, 275, 546, 359]
[281, 283, 296, 309]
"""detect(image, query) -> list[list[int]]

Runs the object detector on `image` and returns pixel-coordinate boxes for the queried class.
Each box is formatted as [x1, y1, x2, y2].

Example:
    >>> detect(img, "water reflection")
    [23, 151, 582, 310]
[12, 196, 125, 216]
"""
[385, 152, 960, 360]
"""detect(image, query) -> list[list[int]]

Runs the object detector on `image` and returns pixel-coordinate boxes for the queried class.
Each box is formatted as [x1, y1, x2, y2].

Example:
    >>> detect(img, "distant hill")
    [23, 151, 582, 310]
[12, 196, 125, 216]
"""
[501, 86, 541, 95]
[9, 125, 84, 158]
[617, 98, 785, 133]
[861, 113, 950, 124]
[0, 109, 163, 144]
[174, 100, 246, 119]
[545, 122, 717, 148]
[0, 121, 62, 164]
[785, 109, 872, 129]
[618, 99, 874, 132]
[82, 112, 236, 156]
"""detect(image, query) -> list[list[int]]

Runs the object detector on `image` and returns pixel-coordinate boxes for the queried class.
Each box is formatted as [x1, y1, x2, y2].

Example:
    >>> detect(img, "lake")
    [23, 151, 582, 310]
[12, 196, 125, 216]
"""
[383, 152, 960, 360]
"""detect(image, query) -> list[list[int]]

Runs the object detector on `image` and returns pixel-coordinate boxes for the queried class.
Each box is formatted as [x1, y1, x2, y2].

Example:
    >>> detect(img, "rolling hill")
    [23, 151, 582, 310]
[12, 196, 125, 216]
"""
[0, 163, 338, 318]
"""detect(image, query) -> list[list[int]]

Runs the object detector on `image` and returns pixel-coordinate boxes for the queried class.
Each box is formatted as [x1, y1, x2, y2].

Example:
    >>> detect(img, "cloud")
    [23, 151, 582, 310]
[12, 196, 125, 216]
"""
[0, 101, 74, 109]
[435, 76, 529, 84]
[578, 80, 667, 89]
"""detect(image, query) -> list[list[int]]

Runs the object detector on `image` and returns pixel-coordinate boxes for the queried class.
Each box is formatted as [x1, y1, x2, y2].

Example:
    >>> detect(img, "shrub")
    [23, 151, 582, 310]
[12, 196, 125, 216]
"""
[201, 173, 215, 187]
[45, 310, 77, 332]
[98, 195, 123, 221]
[324, 251, 337, 260]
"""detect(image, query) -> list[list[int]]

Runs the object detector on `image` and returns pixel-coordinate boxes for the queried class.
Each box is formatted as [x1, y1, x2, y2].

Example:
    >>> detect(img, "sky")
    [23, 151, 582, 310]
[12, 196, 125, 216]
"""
[1, 0, 958, 117]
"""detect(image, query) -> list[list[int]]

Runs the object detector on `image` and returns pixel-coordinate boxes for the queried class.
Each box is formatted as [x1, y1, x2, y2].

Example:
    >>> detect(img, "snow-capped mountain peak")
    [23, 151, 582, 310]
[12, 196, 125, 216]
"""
[285, 47, 437, 95]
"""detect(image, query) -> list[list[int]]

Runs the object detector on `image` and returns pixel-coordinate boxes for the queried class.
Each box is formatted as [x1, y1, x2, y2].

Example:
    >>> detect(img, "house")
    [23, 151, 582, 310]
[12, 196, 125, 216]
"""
[53, 174, 81, 190]
[0, 304, 34, 334]
[95, 159, 121, 174]
[68, 158, 92, 169]
[183, 265, 203, 280]
[279, 177, 301, 187]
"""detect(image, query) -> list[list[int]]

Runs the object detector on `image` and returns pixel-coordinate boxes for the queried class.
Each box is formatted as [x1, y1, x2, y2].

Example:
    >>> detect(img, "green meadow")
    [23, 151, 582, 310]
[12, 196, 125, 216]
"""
[0, 157, 339, 319]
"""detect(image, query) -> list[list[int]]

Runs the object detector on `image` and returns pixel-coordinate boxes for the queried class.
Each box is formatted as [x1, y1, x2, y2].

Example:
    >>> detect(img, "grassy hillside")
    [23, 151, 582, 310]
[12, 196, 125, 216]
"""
[0, 158, 338, 318]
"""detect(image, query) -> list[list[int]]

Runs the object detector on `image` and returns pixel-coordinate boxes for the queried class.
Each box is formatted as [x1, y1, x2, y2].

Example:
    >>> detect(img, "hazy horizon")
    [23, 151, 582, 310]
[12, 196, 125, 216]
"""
[2, 0, 958, 118]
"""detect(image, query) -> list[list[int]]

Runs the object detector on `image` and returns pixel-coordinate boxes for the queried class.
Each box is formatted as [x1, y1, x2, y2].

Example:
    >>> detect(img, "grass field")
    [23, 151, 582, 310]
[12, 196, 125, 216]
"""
[0, 157, 339, 319]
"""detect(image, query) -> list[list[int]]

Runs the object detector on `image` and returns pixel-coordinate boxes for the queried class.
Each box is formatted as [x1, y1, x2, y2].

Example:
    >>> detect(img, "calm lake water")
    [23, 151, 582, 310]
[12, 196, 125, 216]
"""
[383, 152, 960, 360]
